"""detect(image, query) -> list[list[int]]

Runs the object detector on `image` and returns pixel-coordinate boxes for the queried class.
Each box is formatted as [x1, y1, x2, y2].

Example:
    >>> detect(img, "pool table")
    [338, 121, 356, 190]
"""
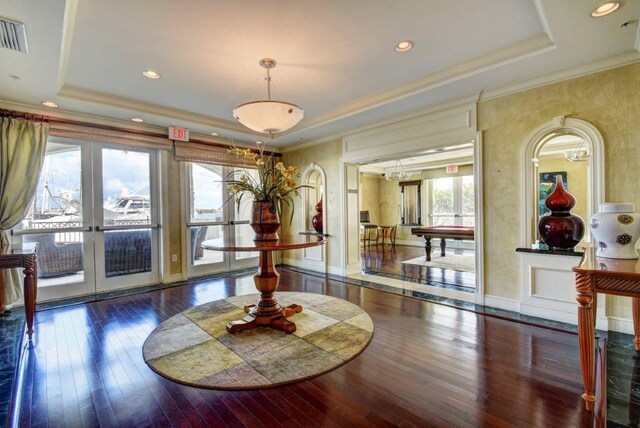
[411, 226, 475, 261]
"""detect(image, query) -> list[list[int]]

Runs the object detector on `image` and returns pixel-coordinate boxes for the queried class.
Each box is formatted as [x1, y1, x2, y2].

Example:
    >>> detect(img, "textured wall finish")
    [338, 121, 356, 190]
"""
[360, 173, 382, 225]
[282, 140, 343, 267]
[479, 61, 640, 318]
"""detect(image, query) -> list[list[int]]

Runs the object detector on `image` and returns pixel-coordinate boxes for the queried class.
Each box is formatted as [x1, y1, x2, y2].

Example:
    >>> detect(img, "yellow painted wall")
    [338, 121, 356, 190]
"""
[479, 62, 640, 318]
[360, 173, 381, 224]
[166, 156, 183, 276]
[378, 178, 424, 245]
[281, 140, 343, 267]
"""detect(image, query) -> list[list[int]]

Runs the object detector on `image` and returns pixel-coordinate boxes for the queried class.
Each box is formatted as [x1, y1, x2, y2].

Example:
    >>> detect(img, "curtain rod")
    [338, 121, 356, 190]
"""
[0, 108, 281, 156]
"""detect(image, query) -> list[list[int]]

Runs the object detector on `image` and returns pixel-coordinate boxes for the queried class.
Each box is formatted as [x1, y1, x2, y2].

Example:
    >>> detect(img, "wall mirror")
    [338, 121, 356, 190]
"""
[400, 180, 421, 226]
[521, 117, 605, 247]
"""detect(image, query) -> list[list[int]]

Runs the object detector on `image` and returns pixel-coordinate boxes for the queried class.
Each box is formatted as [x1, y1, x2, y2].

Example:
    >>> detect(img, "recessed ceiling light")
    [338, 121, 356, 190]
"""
[591, 1, 620, 17]
[394, 40, 414, 53]
[131, 117, 144, 123]
[41, 101, 58, 108]
[142, 70, 160, 79]
[210, 132, 219, 136]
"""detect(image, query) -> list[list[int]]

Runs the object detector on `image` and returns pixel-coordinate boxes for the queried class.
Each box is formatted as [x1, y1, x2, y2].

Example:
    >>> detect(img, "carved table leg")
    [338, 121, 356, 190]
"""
[424, 237, 432, 261]
[440, 238, 446, 257]
[633, 297, 640, 351]
[226, 250, 302, 334]
[23, 255, 37, 339]
[576, 271, 596, 411]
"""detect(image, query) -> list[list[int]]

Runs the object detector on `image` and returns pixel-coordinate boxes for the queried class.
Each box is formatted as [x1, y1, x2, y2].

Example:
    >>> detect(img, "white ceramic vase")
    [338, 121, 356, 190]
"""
[589, 203, 640, 259]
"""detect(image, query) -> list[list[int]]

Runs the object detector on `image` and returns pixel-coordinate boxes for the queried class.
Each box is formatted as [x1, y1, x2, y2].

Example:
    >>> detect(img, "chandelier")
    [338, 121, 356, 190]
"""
[233, 58, 304, 135]
[385, 160, 413, 181]
[564, 140, 590, 162]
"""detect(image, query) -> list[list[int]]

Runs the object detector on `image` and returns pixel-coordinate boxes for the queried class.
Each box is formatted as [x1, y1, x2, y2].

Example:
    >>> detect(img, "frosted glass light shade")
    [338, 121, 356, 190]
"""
[233, 100, 304, 134]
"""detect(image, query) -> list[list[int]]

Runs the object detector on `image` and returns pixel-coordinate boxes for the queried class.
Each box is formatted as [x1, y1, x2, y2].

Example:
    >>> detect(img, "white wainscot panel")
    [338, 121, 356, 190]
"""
[519, 251, 608, 330]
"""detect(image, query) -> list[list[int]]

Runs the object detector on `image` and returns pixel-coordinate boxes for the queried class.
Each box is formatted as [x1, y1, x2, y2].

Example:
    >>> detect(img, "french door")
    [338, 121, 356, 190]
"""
[429, 176, 475, 226]
[185, 162, 258, 277]
[16, 138, 160, 301]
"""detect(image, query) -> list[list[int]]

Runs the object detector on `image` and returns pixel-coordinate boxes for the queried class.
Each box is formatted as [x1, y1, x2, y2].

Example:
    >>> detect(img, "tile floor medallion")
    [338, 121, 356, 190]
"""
[143, 292, 374, 389]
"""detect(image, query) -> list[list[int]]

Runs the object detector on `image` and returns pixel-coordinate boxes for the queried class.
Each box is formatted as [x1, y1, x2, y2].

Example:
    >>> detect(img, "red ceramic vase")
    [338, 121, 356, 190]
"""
[537, 175, 585, 249]
[312, 198, 323, 233]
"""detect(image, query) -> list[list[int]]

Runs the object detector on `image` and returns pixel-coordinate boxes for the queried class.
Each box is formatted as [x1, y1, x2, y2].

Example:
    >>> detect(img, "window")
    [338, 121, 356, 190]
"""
[429, 176, 474, 226]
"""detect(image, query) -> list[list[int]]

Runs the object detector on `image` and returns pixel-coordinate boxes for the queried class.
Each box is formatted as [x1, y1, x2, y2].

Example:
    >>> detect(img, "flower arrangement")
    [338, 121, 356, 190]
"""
[226, 142, 309, 224]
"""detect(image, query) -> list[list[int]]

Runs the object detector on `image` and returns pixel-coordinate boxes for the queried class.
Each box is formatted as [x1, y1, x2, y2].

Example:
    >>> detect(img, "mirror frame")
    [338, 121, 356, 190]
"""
[520, 116, 605, 247]
[400, 180, 422, 226]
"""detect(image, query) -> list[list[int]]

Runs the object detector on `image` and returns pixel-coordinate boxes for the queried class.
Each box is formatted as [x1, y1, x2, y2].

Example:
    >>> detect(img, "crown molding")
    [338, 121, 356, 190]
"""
[480, 50, 640, 102]
[57, 85, 258, 135]
[280, 134, 343, 153]
[0, 99, 257, 147]
[57, 0, 78, 92]
[290, 33, 554, 134]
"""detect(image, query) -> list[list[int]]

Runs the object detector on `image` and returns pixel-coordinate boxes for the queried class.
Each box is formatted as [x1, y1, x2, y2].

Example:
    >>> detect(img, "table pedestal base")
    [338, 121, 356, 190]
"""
[226, 303, 302, 334]
[225, 250, 302, 334]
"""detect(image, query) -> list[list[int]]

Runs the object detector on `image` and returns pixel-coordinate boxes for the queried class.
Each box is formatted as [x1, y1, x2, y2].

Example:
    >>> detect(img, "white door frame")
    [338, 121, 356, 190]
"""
[93, 143, 161, 292]
[180, 161, 259, 279]
[339, 132, 485, 303]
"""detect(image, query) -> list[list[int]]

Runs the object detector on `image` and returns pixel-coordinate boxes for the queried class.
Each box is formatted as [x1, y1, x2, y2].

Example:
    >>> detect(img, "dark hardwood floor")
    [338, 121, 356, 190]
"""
[361, 244, 476, 290]
[15, 268, 593, 427]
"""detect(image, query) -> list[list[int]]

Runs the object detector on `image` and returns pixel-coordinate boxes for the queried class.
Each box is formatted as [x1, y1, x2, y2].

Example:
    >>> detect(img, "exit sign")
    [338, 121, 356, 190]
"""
[169, 126, 189, 142]
[445, 165, 458, 174]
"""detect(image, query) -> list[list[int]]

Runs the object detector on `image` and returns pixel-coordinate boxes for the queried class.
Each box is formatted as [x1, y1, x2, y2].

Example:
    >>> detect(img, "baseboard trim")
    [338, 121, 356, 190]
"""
[484, 295, 521, 312]
[162, 273, 184, 284]
[608, 316, 634, 335]
[281, 258, 327, 274]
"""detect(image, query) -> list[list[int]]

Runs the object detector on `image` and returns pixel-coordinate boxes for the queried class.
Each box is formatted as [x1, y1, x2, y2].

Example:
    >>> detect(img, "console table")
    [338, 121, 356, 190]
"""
[201, 234, 325, 334]
[0, 244, 38, 338]
[573, 247, 640, 411]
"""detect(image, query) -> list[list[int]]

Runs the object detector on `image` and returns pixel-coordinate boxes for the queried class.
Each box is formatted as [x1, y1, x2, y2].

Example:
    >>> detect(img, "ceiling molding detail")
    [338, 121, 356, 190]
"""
[58, 85, 255, 134]
[56, 0, 78, 92]
[292, 34, 554, 134]
[480, 51, 640, 101]
[0, 98, 257, 147]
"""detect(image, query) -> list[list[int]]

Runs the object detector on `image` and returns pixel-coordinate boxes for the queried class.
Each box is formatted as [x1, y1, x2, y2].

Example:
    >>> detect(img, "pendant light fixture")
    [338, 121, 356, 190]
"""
[233, 58, 304, 135]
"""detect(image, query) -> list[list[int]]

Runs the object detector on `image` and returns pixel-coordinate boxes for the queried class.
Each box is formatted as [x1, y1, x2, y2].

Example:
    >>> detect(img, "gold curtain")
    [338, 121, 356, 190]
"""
[0, 117, 49, 304]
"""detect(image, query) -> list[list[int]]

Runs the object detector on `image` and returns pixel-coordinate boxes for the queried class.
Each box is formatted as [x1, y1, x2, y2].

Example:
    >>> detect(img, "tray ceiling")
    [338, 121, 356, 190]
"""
[1, 0, 639, 147]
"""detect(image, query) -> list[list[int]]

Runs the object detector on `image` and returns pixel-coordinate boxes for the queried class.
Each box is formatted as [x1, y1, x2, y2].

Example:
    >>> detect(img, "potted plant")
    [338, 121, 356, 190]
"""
[226, 142, 308, 240]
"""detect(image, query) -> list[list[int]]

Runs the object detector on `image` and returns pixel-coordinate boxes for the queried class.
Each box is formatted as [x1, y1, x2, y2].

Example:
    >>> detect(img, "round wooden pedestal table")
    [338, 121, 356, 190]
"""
[201, 235, 325, 334]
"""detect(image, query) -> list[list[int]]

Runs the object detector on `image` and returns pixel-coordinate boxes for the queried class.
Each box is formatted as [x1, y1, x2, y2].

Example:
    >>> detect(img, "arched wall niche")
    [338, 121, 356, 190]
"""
[301, 163, 327, 270]
[521, 116, 605, 248]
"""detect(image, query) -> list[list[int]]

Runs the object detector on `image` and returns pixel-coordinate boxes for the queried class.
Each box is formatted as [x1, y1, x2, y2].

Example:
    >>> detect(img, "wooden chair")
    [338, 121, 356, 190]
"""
[378, 225, 396, 247]
[360, 211, 379, 247]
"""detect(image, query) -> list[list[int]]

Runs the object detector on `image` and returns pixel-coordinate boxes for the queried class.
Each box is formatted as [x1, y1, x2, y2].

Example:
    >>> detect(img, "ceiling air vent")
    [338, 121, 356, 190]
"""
[0, 17, 28, 54]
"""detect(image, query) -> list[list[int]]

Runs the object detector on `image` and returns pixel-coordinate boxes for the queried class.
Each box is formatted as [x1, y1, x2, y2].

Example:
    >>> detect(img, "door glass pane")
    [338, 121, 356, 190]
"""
[461, 175, 475, 226]
[432, 177, 454, 226]
[235, 224, 259, 260]
[102, 149, 151, 226]
[190, 226, 224, 266]
[462, 176, 474, 215]
[190, 163, 224, 223]
[21, 142, 85, 285]
[23, 143, 82, 230]
[233, 168, 259, 260]
[104, 229, 152, 277]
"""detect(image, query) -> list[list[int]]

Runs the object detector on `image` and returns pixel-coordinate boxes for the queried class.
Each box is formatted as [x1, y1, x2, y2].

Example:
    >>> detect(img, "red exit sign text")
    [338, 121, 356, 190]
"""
[169, 126, 189, 142]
